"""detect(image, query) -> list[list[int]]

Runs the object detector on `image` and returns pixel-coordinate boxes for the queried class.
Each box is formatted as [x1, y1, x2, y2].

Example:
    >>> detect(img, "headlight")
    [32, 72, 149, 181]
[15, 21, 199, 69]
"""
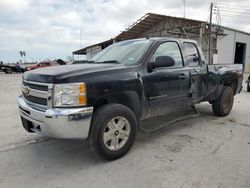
[53, 83, 87, 107]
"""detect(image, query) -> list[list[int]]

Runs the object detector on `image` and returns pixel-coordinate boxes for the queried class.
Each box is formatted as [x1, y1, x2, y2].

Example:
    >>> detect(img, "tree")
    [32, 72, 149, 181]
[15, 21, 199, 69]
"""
[19, 51, 23, 62]
[23, 51, 26, 63]
[19, 51, 26, 63]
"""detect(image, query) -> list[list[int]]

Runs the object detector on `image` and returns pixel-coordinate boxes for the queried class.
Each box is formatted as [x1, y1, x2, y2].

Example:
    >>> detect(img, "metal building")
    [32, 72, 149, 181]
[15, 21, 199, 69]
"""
[73, 13, 250, 72]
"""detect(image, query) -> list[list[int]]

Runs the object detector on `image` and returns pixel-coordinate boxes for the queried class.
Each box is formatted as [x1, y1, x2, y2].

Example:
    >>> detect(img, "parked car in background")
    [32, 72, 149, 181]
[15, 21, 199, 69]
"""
[247, 75, 250, 92]
[247, 65, 250, 92]
[25, 59, 66, 71]
[1, 63, 25, 74]
[25, 62, 53, 71]
[55, 59, 67, 65]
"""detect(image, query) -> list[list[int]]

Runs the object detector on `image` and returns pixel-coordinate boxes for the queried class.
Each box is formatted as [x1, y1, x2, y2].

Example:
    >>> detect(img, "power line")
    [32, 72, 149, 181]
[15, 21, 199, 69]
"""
[214, 3, 250, 12]
[215, 3, 250, 10]
[217, 10, 250, 16]
[218, 12, 250, 18]
[213, 2, 250, 22]
[216, 6, 250, 11]
[214, 6, 250, 13]
[218, 14, 250, 21]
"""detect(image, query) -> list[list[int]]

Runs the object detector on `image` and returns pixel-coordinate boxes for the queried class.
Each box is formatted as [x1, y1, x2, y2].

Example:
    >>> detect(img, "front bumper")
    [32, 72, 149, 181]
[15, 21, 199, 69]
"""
[18, 95, 93, 139]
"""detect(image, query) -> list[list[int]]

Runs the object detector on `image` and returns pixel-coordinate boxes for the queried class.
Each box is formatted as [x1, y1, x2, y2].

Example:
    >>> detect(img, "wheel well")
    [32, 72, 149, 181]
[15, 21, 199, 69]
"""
[224, 79, 238, 94]
[93, 91, 141, 120]
[93, 98, 108, 112]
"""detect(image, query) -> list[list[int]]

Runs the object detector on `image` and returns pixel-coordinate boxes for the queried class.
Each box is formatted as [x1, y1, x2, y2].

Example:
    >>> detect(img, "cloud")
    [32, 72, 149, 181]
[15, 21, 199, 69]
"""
[0, 0, 250, 62]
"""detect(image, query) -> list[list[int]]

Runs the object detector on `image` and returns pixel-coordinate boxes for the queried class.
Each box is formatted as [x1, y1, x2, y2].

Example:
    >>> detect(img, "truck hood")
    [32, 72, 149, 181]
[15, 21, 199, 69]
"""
[23, 63, 130, 83]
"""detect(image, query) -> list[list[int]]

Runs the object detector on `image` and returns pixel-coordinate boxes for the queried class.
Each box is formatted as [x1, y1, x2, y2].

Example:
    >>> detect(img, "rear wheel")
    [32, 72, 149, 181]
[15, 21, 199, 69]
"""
[212, 86, 234, 116]
[247, 82, 250, 92]
[89, 104, 137, 160]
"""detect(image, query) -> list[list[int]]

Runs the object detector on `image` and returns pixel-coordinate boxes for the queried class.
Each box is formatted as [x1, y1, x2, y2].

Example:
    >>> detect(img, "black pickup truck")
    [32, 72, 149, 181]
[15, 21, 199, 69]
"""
[18, 38, 243, 160]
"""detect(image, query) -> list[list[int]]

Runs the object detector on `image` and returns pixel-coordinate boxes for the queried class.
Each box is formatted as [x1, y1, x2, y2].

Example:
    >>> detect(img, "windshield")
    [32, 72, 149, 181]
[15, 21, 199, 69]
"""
[90, 39, 153, 65]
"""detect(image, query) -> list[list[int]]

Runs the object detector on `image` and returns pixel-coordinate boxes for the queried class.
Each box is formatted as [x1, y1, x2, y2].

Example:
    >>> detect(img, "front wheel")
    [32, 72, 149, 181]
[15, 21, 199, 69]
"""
[89, 104, 137, 160]
[247, 82, 250, 92]
[212, 86, 234, 116]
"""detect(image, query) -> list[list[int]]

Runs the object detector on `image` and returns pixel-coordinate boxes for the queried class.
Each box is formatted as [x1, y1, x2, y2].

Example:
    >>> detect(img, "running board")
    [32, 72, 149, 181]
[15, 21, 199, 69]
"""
[139, 106, 200, 134]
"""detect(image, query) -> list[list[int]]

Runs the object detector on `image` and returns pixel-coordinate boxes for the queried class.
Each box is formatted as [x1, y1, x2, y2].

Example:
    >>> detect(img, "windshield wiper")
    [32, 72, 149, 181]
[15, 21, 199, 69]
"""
[87, 60, 96, 63]
[96, 60, 120, 64]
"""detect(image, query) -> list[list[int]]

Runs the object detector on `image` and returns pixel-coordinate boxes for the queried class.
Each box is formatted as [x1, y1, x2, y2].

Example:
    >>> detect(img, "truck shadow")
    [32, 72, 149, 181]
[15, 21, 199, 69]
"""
[137, 103, 214, 141]
[29, 139, 103, 167]
[28, 103, 220, 166]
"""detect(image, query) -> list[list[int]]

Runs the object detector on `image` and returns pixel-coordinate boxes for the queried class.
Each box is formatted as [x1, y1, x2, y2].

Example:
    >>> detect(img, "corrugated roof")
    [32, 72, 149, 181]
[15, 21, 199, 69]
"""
[73, 13, 204, 55]
[73, 39, 113, 55]
[73, 12, 250, 55]
[115, 13, 202, 41]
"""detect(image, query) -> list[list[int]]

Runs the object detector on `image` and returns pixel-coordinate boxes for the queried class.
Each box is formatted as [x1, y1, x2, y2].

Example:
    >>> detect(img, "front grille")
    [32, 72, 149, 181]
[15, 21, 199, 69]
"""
[22, 81, 48, 91]
[23, 94, 47, 106]
[22, 80, 50, 107]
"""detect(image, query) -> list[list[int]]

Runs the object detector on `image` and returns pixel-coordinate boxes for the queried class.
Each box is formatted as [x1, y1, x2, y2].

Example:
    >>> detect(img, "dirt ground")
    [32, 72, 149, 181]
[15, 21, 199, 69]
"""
[0, 72, 250, 188]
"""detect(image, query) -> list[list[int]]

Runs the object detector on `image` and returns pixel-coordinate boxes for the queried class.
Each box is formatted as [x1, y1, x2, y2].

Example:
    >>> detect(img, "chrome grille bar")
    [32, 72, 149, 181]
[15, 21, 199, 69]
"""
[21, 83, 48, 99]
[22, 80, 53, 109]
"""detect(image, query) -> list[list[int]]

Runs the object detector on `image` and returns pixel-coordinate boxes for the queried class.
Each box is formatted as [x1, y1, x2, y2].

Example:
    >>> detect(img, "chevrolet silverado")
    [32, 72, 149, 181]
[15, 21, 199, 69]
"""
[18, 38, 243, 160]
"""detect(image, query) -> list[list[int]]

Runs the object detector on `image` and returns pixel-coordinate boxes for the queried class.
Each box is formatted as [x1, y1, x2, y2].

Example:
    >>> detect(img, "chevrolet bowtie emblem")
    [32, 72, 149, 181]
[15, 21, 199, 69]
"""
[23, 86, 30, 95]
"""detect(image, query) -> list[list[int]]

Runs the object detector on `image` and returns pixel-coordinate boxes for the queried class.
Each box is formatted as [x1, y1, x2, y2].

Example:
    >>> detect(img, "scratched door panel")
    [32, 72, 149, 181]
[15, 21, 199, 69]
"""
[143, 67, 191, 117]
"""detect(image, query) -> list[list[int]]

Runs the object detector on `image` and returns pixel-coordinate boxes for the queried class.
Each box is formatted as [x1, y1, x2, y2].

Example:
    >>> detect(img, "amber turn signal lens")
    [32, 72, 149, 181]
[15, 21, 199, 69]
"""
[79, 83, 86, 93]
[78, 95, 87, 105]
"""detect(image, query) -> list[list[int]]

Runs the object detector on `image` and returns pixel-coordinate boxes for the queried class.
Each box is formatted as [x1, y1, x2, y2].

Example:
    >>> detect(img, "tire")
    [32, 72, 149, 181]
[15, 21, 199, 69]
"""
[89, 104, 137, 160]
[5, 69, 12, 74]
[247, 82, 250, 92]
[212, 86, 234, 117]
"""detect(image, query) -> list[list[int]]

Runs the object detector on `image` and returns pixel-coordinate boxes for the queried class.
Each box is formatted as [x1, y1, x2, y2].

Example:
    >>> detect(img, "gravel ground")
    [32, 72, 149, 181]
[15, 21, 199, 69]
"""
[0, 72, 250, 188]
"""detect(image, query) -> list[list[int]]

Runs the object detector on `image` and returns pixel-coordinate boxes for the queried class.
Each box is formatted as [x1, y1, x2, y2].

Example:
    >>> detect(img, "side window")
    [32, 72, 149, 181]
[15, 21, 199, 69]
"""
[183, 43, 201, 67]
[151, 42, 183, 68]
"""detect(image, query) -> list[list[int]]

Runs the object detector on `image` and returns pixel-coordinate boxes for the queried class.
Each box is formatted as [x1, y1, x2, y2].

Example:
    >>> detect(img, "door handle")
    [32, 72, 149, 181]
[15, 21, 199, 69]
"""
[178, 73, 188, 79]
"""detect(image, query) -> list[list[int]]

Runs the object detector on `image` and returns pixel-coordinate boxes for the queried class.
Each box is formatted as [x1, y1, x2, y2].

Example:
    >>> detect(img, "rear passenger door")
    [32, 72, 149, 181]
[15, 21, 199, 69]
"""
[183, 42, 207, 103]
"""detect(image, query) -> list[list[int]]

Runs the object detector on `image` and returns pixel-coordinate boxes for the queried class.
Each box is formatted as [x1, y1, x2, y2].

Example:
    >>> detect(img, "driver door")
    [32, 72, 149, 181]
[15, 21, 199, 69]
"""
[143, 41, 191, 117]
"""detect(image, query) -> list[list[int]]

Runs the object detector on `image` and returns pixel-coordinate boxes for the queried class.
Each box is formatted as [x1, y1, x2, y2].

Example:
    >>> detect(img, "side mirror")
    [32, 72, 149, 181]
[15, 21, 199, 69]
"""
[150, 56, 175, 70]
[193, 57, 199, 62]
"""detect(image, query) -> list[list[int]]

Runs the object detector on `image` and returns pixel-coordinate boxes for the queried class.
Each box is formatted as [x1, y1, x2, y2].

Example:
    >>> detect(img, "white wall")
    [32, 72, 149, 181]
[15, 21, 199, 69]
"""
[235, 31, 250, 72]
[216, 29, 235, 65]
[216, 28, 250, 72]
[86, 46, 102, 60]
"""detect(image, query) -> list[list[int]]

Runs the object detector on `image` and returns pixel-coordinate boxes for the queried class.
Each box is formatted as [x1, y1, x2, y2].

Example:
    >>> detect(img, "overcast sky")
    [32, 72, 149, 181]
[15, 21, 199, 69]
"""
[1, 0, 250, 62]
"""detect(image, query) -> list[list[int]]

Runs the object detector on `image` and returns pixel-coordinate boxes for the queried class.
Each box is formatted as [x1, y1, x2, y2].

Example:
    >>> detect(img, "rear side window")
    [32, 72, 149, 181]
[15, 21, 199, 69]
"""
[183, 43, 201, 67]
[151, 42, 183, 68]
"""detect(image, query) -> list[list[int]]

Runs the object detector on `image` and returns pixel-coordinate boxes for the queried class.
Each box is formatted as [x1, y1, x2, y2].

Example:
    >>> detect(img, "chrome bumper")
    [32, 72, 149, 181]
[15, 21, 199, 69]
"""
[18, 95, 93, 139]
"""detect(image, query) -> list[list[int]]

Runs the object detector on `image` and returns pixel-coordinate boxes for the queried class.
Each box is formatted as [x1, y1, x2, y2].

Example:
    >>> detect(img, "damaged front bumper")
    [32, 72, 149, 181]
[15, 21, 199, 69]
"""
[18, 95, 93, 139]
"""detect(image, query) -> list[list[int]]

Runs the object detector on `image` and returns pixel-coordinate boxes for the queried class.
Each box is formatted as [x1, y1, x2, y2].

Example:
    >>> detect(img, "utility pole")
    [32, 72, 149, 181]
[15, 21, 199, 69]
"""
[79, 29, 82, 49]
[79, 29, 82, 60]
[183, 0, 186, 18]
[23, 51, 26, 63]
[208, 2, 213, 64]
